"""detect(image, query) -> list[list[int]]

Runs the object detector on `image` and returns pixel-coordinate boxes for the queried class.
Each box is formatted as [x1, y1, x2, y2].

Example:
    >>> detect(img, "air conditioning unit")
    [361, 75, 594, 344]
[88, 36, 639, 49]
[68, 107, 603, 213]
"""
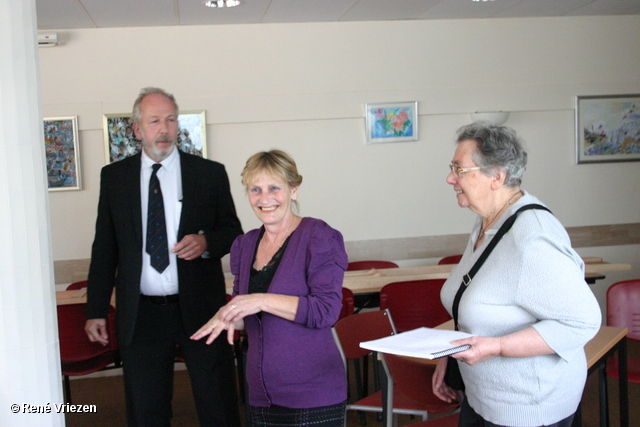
[38, 32, 58, 47]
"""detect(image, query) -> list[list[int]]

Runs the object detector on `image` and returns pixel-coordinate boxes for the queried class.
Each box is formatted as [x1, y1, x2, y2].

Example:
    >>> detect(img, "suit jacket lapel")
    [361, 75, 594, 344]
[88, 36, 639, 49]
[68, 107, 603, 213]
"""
[177, 150, 194, 240]
[126, 153, 143, 247]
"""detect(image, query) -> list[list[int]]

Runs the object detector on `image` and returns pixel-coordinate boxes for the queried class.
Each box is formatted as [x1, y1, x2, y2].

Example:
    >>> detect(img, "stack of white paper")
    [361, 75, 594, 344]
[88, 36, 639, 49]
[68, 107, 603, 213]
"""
[360, 327, 474, 359]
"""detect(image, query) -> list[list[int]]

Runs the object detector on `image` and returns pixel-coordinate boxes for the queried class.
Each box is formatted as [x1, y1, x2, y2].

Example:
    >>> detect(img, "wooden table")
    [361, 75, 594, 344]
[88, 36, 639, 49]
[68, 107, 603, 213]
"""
[55, 287, 116, 306]
[575, 326, 629, 427]
[59, 258, 629, 301]
[327, 257, 628, 295]
[383, 320, 629, 427]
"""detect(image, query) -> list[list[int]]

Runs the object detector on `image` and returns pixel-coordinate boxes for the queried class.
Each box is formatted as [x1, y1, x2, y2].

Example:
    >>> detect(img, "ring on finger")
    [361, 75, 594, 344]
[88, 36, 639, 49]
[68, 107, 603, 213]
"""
[231, 304, 236, 309]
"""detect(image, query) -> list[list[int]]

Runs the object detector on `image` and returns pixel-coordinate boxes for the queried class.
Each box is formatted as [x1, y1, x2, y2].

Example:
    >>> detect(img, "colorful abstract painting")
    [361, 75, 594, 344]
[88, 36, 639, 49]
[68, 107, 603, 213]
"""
[103, 111, 207, 164]
[576, 95, 640, 163]
[44, 116, 81, 191]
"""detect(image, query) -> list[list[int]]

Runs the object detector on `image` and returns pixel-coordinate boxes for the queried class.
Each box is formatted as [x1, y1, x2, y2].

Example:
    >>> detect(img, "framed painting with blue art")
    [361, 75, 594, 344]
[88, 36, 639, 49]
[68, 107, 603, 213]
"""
[102, 111, 207, 164]
[365, 102, 418, 144]
[44, 116, 81, 191]
[576, 94, 640, 164]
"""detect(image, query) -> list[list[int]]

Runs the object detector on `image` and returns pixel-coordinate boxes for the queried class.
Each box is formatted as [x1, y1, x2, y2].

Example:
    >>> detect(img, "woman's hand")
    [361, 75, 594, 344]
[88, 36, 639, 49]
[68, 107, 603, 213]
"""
[450, 327, 554, 365]
[450, 335, 501, 365]
[219, 293, 300, 324]
[217, 294, 265, 324]
[432, 357, 458, 402]
[190, 307, 243, 345]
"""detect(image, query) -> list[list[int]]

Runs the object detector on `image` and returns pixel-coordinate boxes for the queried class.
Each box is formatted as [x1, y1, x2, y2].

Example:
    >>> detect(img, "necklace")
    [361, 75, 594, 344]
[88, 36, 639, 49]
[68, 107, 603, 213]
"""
[259, 217, 299, 269]
[478, 190, 523, 241]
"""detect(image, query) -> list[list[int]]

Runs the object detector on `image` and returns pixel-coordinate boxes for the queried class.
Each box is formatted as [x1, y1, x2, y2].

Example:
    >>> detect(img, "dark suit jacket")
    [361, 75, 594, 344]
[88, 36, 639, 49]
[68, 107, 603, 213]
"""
[86, 150, 242, 347]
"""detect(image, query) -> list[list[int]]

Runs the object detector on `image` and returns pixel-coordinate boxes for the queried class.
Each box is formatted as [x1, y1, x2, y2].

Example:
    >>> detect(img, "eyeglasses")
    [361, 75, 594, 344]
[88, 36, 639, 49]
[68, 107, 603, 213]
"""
[449, 163, 483, 178]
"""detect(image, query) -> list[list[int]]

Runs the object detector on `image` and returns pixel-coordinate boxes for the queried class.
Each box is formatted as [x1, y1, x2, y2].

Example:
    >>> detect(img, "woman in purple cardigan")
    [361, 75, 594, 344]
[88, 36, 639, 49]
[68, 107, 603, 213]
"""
[192, 150, 348, 426]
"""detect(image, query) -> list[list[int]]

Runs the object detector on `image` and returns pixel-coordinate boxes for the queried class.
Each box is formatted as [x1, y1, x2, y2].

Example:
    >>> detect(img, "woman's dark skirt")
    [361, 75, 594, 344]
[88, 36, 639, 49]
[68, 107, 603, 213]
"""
[248, 401, 346, 427]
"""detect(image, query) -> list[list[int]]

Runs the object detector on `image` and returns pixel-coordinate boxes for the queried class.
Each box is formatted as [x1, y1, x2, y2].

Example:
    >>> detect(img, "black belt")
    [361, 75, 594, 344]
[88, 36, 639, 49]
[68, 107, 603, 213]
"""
[140, 294, 179, 305]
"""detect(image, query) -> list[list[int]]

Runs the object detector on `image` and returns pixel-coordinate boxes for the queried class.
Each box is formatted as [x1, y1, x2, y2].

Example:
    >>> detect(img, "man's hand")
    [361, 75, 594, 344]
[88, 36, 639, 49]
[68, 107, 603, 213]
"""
[173, 234, 207, 260]
[85, 319, 109, 346]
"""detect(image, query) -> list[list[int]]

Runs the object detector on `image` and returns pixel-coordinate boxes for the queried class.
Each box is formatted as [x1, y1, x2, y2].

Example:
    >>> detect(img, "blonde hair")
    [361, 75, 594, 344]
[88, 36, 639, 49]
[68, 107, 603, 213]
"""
[242, 150, 303, 209]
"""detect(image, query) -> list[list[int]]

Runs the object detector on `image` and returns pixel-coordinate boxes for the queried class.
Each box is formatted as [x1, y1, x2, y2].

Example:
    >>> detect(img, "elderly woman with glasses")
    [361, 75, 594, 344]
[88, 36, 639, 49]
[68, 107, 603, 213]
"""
[432, 123, 601, 427]
[192, 150, 348, 426]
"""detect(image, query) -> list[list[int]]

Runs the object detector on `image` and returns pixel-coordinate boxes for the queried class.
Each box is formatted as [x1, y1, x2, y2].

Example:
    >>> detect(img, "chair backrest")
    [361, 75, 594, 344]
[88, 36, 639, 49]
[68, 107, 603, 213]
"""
[66, 280, 88, 290]
[381, 353, 451, 406]
[437, 255, 462, 265]
[607, 279, 640, 341]
[380, 280, 451, 332]
[338, 287, 355, 321]
[332, 308, 397, 364]
[57, 303, 118, 362]
[381, 353, 460, 426]
[347, 260, 399, 271]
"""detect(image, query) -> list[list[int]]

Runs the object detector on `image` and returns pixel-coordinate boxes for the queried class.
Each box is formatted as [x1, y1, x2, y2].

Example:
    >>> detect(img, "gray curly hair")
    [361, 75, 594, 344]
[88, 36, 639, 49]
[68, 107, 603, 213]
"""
[456, 122, 527, 187]
[132, 87, 179, 124]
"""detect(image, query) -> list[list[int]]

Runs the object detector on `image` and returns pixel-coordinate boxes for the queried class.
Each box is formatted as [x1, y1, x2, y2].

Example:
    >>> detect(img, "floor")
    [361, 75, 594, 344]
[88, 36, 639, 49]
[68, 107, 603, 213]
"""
[62, 342, 639, 427]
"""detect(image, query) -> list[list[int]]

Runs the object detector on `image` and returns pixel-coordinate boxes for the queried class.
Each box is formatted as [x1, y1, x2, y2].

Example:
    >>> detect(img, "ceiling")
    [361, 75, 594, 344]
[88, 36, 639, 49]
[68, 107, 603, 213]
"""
[36, 0, 640, 30]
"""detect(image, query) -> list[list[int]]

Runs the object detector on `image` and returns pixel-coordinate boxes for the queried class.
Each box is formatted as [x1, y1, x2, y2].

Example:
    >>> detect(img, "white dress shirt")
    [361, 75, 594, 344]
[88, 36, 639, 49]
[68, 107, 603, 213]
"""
[140, 148, 182, 296]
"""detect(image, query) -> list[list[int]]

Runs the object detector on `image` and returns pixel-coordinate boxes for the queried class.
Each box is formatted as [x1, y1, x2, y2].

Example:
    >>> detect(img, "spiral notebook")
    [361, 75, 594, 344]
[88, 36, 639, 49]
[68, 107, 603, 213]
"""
[359, 327, 473, 360]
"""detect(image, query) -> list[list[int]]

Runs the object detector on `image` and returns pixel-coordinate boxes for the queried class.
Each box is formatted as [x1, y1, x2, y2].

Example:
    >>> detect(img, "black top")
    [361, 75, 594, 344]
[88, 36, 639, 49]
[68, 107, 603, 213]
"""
[248, 227, 294, 295]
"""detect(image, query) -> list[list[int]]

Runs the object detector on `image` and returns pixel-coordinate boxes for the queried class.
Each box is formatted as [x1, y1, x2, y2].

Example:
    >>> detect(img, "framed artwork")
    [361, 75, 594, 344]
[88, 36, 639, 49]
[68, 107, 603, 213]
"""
[103, 111, 207, 164]
[365, 101, 418, 144]
[575, 94, 640, 164]
[44, 116, 81, 191]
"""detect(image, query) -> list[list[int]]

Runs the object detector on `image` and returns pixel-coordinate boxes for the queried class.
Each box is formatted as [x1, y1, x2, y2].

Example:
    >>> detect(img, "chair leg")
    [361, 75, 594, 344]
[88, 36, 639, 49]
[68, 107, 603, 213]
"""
[63, 375, 72, 404]
[372, 353, 383, 422]
[235, 339, 246, 404]
[353, 358, 367, 426]
[242, 339, 252, 427]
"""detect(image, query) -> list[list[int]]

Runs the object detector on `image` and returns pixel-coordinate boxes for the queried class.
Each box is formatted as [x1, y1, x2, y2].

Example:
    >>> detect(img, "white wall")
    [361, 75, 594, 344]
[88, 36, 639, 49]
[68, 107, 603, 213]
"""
[39, 16, 640, 267]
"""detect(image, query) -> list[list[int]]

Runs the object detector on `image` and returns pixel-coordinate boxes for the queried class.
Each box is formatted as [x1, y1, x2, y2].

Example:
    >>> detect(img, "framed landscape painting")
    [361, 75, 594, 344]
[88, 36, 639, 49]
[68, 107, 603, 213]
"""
[365, 102, 418, 144]
[44, 116, 81, 191]
[103, 111, 207, 164]
[576, 94, 640, 164]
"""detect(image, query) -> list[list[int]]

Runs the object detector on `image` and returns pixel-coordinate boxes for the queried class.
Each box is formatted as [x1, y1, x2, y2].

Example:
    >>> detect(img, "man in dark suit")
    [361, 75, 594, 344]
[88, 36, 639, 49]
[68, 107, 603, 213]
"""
[85, 87, 243, 426]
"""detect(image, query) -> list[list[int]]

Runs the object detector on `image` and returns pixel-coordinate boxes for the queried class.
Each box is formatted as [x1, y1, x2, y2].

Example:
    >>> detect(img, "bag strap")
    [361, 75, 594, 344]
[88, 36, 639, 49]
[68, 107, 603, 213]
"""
[451, 203, 551, 330]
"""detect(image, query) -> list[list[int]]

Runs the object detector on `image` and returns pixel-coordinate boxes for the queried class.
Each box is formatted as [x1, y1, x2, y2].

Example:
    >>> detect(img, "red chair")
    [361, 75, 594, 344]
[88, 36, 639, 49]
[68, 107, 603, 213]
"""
[397, 412, 460, 426]
[437, 255, 462, 265]
[338, 287, 355, 322]
[380, 280, 451, 333]
[333, 309, 435, 425]
[606, 279, 640, 384]
[66, 280, 88, 290]
[347, 261, 399, 313]
[348, 260, 399, 271]
[58, 303, 120, 404]
[380, 353, 460, 425]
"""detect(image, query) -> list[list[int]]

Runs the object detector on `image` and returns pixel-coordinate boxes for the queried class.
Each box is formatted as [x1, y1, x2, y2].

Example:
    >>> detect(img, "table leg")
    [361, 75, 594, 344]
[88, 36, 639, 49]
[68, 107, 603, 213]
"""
[597, 363, 608, 427]
[618, 338, 628, 427]
[572, 403, 582, 427]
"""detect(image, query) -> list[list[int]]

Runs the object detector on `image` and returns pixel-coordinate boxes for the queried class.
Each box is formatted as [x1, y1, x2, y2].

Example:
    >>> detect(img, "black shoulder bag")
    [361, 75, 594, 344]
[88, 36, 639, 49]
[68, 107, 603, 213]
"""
[444, 203, 551, 391]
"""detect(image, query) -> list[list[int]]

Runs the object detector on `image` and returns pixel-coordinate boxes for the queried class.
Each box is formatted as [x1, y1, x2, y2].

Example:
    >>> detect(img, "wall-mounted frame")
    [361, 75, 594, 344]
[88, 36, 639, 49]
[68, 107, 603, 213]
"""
[365, 101, 418, 144]
[576, 94, 640, 164]
[103, 111, 207, 164]
[44, 116, 81, 191]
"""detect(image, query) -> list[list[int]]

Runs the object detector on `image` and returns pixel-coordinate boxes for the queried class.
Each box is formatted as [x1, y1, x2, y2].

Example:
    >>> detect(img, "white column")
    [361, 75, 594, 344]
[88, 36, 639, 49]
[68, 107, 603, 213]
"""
[0, 0, 65, 425]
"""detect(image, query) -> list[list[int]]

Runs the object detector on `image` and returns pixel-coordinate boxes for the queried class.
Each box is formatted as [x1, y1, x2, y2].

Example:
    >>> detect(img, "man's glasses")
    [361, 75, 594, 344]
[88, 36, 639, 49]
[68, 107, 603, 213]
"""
[449, 163, 483, 178]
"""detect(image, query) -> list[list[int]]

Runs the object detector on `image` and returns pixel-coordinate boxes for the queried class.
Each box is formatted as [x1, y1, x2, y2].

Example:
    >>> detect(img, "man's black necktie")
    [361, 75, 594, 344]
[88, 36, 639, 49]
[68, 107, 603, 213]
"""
[146, 163, 169, 273]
